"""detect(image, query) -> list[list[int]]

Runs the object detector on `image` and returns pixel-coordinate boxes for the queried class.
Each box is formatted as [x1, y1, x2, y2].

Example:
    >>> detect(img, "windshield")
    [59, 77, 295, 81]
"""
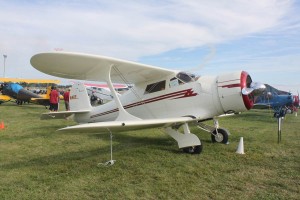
[176, 72, 198, 83]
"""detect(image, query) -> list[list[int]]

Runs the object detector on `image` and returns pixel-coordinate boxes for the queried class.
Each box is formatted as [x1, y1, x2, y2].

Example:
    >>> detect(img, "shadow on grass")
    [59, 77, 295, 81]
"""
[0, 148, 102, 170]
[0, 133, 186, 170]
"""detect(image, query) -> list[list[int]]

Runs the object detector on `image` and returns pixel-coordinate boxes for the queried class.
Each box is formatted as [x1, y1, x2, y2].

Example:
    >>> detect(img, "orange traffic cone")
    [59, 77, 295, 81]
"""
[0, 121, 4, 130]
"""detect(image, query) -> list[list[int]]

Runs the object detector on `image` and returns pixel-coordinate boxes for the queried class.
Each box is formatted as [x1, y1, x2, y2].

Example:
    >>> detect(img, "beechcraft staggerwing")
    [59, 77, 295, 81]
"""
[30, 52, 265, 155]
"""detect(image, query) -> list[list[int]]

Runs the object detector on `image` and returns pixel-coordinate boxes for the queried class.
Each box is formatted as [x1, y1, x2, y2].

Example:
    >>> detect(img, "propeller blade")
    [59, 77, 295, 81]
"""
[241, 88, 253, 95]
[242, 82, 266, 96]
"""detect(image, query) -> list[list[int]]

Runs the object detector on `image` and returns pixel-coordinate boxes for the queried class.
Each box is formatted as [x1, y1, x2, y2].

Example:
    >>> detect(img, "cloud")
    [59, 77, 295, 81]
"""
[0, 0, 295, 81]
[0, 1, 293, 56]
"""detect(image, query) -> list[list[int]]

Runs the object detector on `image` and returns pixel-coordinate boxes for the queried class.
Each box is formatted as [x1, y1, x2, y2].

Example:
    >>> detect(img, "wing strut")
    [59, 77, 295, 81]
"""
[105, 64, 141, 121]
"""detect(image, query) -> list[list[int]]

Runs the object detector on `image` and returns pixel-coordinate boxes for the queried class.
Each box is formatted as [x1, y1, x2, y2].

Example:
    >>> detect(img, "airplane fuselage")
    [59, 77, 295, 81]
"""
[73, 71, 253, 123]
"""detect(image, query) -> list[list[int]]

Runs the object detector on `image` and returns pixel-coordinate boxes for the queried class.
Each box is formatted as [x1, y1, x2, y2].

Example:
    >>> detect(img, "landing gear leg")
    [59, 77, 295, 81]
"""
[165, 123, 202, 154]
[211, 118, 229, 144]
[197, 118, 230, 144]
[211, 128, 229, 144]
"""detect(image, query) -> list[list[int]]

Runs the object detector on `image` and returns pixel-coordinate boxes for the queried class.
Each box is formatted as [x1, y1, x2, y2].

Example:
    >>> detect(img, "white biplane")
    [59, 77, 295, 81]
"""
[31, 52, 265, 155]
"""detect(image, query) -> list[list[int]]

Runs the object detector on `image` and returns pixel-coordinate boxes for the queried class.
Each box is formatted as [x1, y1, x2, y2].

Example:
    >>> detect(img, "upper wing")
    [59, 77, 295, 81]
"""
[58, 117, 196, 133]
[30, 52, 176, 84]
[0, 77, 60, 84]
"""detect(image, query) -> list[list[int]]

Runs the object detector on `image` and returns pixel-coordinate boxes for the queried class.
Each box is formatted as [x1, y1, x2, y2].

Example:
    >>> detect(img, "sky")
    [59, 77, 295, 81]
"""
[0, 0, 299, 94]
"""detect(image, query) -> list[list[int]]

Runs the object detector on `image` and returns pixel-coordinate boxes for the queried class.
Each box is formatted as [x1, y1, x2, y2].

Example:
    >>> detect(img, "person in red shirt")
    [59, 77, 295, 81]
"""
[63, 88, 70, 111]
[49, 86, 59, 112]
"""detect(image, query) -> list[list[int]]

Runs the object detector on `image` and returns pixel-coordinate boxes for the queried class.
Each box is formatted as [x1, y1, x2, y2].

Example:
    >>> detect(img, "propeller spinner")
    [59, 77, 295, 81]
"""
[240, 71, 266, 110]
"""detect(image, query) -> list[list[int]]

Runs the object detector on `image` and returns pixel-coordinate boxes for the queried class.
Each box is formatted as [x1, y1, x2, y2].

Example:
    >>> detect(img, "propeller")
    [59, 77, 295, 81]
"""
[242, 82, 266, 96]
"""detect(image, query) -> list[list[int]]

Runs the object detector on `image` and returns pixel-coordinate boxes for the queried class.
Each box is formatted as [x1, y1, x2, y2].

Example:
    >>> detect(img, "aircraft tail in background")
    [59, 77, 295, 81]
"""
[70, 82, 92, 111]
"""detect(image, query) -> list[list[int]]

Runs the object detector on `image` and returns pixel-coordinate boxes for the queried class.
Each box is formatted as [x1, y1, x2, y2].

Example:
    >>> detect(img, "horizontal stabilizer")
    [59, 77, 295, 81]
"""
[31, 98, 49, 105]
[41, 110, 90, 120]
[58, 117, 195, 133]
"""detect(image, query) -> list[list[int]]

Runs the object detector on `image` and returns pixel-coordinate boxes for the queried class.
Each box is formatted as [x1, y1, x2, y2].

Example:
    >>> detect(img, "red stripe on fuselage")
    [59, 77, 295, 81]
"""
[217, 79, 240, 84]
[90, 89, 197, 118]
[218, 83, 241, 88]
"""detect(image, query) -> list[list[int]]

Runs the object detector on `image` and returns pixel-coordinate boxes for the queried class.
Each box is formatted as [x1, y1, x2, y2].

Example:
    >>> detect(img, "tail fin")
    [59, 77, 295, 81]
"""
[46, 86, 52, 98]
[70, 82, 92, 111]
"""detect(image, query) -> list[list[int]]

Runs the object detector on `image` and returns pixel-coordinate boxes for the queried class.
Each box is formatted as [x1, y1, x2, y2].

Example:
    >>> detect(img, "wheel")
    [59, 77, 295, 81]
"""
[211, 128, 229, 144]
[182, 144, 203, 154]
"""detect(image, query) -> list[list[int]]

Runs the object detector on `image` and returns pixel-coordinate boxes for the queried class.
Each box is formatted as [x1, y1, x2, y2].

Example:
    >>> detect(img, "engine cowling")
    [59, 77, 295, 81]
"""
[216, 71, 258, 113]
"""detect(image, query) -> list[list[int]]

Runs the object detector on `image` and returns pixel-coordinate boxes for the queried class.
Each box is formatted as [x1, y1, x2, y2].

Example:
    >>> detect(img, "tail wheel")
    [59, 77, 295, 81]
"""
[211, 128, 229, 144]
[182, 144, 203, 154]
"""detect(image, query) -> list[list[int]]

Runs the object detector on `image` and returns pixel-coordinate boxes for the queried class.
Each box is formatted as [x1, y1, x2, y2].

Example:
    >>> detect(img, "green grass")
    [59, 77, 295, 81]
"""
[0, 102, 299, 199]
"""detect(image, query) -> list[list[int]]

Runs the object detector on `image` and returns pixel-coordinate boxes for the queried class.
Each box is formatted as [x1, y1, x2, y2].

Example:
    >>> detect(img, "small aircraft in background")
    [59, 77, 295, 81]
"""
[80, 82, 128, 105]
[0, 78, 60, 106]
[253, 84, 298, 118]
[31, 52, 265, 156]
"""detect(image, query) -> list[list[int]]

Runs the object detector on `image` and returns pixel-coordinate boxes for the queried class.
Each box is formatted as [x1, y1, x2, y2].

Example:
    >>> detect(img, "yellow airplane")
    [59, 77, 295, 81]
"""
[0, 77, 62, 106]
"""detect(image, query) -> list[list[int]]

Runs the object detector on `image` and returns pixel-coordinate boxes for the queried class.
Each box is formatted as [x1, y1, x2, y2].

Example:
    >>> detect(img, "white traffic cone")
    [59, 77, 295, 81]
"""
[236, 137, 245, 154]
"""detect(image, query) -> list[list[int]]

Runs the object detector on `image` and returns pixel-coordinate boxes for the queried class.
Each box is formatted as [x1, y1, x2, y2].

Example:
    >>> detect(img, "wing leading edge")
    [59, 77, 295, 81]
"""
[30, 52, 176, 84]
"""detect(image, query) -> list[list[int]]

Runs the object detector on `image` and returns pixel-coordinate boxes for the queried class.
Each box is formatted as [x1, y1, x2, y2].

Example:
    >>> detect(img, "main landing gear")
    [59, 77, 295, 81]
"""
[165, 123, 203, 154]
[197, 118, 230, 144]
[182, 145, 203, 154]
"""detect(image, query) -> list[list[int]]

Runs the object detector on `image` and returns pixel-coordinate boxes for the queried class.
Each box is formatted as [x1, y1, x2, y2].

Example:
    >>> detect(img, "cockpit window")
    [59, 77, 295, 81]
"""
[144, 80, 166, 94]
[176, 72, 197, 83]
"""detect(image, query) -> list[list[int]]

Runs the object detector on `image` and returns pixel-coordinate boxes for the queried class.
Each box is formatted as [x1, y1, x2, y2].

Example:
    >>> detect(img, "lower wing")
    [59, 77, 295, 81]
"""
[0, 94, 11, 102]
[58, 117, 196, 133]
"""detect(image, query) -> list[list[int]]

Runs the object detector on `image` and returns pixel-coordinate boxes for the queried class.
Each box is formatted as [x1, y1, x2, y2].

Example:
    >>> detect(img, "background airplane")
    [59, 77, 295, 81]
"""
[0, 78, 60, 106]
[254, 84, 298, 118]
[80, 82, 128, 105]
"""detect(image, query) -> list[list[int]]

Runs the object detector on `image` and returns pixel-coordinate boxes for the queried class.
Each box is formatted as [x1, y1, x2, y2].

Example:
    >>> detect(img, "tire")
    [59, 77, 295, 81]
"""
[211, 128, 229, 144]
[182, 144, 203, 154]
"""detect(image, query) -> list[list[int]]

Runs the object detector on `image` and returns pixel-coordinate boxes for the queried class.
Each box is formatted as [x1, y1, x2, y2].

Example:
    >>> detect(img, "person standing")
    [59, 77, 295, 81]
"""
[49, 86, 59, 112]
[63, 88, 70, 111]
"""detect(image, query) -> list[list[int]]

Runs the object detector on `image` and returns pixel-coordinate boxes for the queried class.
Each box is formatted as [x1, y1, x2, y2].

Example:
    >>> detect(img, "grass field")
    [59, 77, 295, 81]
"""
[0, 102, 299, 200]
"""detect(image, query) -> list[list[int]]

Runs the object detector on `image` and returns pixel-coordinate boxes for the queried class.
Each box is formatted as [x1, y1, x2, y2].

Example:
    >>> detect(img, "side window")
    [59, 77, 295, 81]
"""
[144, 80, 166, 94]
[169, 77, 184, 88]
